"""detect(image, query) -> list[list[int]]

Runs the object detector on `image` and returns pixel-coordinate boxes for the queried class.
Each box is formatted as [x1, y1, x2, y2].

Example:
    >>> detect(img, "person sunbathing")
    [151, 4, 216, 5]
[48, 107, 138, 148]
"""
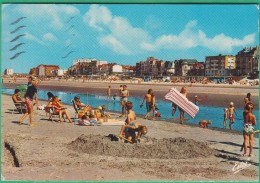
[12, 89, 24, 103]
[73, 96, 92, 114]
[198, 120, 212, 128]
[47, 96, 73, 123]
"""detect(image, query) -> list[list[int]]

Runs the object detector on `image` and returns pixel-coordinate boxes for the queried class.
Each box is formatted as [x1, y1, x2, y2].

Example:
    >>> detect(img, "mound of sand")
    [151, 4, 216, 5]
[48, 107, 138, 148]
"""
[68, 134, 215, 159]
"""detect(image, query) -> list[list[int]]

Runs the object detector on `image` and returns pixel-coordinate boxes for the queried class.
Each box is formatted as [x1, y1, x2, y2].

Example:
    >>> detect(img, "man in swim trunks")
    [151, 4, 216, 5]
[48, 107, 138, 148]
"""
[140, 89, 153, 119]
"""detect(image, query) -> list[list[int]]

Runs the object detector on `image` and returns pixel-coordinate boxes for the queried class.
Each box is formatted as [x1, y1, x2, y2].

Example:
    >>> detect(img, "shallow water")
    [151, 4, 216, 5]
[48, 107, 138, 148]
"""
[3, 88, 258, 131]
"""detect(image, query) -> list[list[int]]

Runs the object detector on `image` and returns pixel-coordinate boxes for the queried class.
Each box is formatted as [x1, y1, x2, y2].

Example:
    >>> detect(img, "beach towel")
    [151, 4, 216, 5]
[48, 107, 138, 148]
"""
[164, 87, 199, 118]
[100, 118, 125, 126]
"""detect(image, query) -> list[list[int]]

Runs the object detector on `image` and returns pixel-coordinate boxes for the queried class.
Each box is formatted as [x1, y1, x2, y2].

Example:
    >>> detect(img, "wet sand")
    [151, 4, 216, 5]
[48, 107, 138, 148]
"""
[2, 79, 259, 109]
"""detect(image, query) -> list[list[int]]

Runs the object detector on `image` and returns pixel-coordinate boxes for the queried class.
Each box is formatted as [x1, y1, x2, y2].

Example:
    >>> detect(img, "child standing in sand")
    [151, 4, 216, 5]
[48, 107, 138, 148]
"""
[228, 102, 237, 130]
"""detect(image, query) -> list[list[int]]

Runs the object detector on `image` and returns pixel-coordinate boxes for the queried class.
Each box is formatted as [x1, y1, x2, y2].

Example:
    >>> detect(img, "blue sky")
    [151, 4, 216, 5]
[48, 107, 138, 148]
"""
[1, 4, 259, 73]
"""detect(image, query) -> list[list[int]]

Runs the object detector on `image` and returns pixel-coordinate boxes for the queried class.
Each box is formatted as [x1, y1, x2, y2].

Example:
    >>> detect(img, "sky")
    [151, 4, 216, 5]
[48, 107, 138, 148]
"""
[1, 4, 259, 73]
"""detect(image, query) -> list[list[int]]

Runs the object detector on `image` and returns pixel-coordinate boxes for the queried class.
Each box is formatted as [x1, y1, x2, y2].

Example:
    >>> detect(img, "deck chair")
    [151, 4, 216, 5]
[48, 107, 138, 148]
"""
[45, 106, 65, 122]
[13, 102, 27, 114]
[71, 100, 79, 121]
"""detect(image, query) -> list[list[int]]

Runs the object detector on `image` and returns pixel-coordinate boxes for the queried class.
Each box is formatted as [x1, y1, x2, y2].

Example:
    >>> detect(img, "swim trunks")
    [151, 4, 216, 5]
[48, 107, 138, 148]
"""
[146, 102, 152, 112]
[243, 124, 254, 135]
[229, 114, 234, 121]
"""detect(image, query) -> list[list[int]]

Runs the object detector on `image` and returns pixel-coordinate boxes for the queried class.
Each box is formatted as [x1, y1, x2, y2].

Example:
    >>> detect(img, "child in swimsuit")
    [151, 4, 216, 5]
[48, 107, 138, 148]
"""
[119, 101, 148, 142]
[228, 102, 237, 130]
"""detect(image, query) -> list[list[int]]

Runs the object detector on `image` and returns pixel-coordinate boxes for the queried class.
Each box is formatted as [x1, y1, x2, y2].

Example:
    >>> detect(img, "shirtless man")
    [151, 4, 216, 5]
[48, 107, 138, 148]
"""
[12, 89, 24, 103]
[228, 102, 237, 130]
[140, 89, 153, 119]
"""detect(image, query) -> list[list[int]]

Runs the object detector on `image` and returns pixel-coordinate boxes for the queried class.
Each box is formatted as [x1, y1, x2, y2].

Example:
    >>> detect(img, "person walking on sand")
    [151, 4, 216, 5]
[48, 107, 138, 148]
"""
[140, 89, 153, 119]
[119, 85, 129, 117]
[107, 85, 111, 100]
[19, 76, 39, 126]
[242, 102, 256, 157]
[228, 102, 237, 130]
[223, 108, 229, 128]
[179, 86, 187, 124]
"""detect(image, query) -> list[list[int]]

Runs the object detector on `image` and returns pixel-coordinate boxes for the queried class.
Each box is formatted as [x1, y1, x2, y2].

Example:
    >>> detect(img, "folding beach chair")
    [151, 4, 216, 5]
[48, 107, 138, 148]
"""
[12, 102, 27, 114]
[45, 106, 65, 122]
[71, 99, 79, 122]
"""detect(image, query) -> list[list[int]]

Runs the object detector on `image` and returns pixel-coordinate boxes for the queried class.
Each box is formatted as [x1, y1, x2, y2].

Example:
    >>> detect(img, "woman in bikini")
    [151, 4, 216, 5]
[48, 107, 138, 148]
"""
[242, 102, 256, 157]
[120, 85, 129, 117]
[48, 96, 73, 123]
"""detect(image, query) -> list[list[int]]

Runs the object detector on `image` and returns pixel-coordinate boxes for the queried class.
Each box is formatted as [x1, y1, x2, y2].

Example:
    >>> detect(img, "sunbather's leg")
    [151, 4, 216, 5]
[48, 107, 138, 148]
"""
[59, 110, 63, 123]
[63, 110, 73, 123]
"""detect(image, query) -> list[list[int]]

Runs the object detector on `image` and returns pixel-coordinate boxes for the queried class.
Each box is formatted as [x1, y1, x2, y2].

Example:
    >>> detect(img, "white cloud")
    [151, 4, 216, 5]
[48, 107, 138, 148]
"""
[84, 5, 255, 55]
[142, 20, 255, 53]
[43, 33, 57, 41]
[99, 35, 132, 55]
[14, 4, 80, 30]
[84, 4, 150, 55]
[84, 4, 112, 32]
[24, 32, 46, 45]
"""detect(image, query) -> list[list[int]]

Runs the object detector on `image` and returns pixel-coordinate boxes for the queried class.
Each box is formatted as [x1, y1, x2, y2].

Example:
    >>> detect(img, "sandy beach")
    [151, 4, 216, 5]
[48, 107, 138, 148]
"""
[1, 79, 259, 181]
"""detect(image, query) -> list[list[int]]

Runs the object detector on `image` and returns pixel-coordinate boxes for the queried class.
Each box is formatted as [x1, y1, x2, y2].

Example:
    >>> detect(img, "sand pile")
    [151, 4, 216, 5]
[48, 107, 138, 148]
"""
[68, 134, 215, 159]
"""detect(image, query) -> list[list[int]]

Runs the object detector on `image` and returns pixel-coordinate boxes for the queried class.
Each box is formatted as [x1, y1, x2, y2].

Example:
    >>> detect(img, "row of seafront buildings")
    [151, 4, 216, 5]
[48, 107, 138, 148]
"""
[136, 46, 259, 78]
[5, 46, 258, 78]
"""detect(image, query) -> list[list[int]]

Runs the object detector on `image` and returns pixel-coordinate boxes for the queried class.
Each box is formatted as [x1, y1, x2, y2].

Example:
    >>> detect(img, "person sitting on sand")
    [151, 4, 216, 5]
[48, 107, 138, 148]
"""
[242, 102, 256, 157]
[119, 101, 147, 142]
[48, 96, 73, 123]
[198, 120, 212, 128]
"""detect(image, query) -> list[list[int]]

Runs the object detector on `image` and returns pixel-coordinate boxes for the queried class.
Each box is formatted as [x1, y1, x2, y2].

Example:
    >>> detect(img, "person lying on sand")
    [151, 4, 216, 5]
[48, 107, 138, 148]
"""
[198, 120, 212, 128]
